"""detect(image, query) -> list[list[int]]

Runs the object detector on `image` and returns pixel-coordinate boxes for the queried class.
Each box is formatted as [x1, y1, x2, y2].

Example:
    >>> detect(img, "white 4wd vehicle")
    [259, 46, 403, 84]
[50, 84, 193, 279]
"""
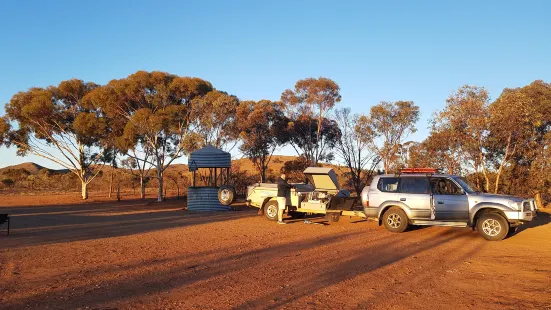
[361, 169, 538, 241]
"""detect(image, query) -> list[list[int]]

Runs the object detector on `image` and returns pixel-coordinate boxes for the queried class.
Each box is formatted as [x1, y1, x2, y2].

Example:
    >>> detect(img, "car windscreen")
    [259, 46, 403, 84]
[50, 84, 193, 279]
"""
[452, 176, 476, 194]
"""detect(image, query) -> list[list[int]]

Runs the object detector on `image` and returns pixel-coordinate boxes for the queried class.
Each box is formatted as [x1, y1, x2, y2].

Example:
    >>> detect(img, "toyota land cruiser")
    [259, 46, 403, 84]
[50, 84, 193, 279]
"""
[360, 168, 538, 241]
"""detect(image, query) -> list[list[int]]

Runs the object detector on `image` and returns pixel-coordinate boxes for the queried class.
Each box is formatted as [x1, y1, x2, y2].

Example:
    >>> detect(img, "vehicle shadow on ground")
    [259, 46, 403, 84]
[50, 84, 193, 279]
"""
[3, 226, 484, 309]
[240, 229, 481, 309]
[0, 201, 258, 249]
[510, 209, 551, 237]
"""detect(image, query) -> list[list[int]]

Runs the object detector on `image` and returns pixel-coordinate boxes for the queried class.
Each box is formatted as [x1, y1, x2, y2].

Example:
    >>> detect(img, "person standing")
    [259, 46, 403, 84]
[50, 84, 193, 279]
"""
[276, 172, 292, 224]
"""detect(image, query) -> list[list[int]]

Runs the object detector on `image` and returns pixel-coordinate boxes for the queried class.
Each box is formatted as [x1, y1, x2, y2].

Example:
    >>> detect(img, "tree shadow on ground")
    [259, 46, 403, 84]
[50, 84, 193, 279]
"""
[0, 200, 258, 249]
[3, 226, 486, 309]
[240, 229, 481, 309]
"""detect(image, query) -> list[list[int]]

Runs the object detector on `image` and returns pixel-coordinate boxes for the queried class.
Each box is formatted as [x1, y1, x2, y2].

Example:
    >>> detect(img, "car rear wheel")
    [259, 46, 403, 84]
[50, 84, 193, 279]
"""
[383, 207, 409, 233]
[477, 213, 509, 241]
[264, 200, 279, 221]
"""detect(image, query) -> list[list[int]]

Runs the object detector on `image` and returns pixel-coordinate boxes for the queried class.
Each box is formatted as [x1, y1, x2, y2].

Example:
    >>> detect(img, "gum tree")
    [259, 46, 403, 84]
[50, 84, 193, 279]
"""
[87, 71, 212, 202]
[368, 101, 420, 173]
[236, 100, 289, 182]
[281, 77, 341, 165]
[334, 108, 380, 196]
[3, 80, 106, 199]
[434, 85, 490, 191]
[188, 90, 240, 151]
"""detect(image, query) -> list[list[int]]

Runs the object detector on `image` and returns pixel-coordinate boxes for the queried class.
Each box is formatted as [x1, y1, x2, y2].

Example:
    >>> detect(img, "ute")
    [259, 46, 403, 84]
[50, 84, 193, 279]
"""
[361, 168, 538, 241]
[246, 167, 363, 222]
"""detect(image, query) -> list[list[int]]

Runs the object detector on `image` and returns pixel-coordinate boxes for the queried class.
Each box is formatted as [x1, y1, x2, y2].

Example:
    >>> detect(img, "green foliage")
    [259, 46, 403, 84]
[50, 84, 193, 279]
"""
[334, 108, 380, 196]
[237, 100, 289, 182]
[285, 115, 341, 164]
[84, 71, 214, 201]
[190, 90, 240, 150]
[281, 77, 341, 118]
[228, 164, 260, 196]
[368, 100, 420, 173]
[281, 77, 342, 165]
[0, 117, 10, 143]
[282, 156, 311, 183]
[3, 79, 106, 199]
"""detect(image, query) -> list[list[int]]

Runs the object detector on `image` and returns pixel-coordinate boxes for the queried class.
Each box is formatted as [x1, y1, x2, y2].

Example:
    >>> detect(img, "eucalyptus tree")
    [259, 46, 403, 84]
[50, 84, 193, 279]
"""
[3, 79, 106, 199]
[236, 100, 289, 182]
[334, 108, 380, 196]
[87, 71, 213, 202]
[281, 77, 341, 165]
[367, 101, 420, 174]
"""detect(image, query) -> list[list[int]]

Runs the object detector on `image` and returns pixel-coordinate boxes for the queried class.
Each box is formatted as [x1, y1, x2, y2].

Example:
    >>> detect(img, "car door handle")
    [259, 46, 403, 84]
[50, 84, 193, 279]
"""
[400, 198, 406, 201]
[437, 201, 444, 204]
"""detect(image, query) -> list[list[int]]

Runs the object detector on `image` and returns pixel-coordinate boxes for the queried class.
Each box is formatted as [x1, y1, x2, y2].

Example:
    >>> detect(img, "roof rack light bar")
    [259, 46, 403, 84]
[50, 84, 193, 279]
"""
[401, 168, 437, 174]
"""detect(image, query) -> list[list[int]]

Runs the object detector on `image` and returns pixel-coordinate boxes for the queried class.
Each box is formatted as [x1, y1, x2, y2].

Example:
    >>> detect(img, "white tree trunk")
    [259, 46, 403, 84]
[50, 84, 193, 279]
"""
[494, 135, 513, 194]
[479, 153, 490, 192]
[81, 180, 88, 200]
[140, 176, 146, 199]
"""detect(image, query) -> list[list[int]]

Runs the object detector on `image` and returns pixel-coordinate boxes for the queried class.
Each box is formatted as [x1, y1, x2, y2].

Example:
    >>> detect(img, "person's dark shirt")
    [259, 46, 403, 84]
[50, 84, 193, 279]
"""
[277, 177, 292, 197]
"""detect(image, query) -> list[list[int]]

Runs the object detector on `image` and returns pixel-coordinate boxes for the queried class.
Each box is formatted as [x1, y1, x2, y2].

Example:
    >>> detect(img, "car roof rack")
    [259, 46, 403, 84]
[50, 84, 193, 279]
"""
[396, 168, 439, 176]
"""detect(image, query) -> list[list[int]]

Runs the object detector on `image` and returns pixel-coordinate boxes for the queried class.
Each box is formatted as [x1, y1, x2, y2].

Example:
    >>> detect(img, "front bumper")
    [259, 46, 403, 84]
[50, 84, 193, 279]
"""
[504, 199, 538, 222]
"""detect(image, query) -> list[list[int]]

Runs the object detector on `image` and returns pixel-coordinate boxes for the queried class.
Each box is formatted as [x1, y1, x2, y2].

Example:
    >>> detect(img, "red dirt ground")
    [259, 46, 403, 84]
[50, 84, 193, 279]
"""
[1, 194, 550, 309]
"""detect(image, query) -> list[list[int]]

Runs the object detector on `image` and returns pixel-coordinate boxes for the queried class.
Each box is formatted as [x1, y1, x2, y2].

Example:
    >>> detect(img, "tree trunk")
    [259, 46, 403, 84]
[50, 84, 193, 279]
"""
[535, 192, 544, 209]
[479, 153, 490, 192]
[140, 176, 146, 199]
[494, 134, 513, 194]
[260, 166, 266, 183]
[157, 168, 163, 202]
[81, 181, 88, 200]
[109, 168, 114, 198]
[117, 183, 121, 201]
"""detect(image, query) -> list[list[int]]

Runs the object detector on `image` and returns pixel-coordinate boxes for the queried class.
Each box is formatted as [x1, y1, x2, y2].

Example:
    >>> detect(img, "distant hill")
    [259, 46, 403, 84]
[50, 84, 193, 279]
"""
[0, 155, 341, 177]
[0, 162, 70, 175]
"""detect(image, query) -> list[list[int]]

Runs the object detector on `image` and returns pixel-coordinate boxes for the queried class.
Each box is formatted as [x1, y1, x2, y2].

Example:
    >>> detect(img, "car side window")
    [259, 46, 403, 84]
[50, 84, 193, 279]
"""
[399, 177, 429, 194]
[430, 178, 463, 195]
[378, 177, 399, 192]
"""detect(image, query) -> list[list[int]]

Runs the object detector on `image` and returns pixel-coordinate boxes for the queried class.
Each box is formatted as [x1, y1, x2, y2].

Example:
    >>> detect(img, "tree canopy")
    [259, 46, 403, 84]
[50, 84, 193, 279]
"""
[87, 71, 214, 202]
[281, 77, 341, 165]
[367, 100, 420, 173]
[3, 79, 106, 199]
[236, 100, 288, 182]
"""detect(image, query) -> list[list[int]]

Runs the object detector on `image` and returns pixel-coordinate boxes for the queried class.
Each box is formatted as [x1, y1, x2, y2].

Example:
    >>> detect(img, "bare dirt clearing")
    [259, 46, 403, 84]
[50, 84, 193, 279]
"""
[1, 196, 550, 309]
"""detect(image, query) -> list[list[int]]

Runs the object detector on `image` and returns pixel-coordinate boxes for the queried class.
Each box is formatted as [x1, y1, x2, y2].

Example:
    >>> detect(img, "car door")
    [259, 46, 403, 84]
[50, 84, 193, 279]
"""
[430, 177, 469, 221]
[398, 176, 432, 219]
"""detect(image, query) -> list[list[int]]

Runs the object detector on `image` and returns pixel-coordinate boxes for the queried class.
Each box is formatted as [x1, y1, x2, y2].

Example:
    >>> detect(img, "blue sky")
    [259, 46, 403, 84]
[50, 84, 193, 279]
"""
[0, 0, 550, 169]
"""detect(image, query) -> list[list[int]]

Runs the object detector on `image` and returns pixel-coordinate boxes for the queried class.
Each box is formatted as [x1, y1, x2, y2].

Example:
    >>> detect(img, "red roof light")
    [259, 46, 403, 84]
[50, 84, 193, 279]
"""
[401, 168, 437, 174]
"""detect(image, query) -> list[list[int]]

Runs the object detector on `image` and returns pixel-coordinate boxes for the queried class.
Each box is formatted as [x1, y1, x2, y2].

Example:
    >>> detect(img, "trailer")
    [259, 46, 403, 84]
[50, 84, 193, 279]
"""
[246, 167, 365, 222]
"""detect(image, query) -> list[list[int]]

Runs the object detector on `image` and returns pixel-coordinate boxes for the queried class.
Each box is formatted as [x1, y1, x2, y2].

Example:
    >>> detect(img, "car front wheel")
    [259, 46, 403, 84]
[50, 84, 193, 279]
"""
[477, 213, 509, 241]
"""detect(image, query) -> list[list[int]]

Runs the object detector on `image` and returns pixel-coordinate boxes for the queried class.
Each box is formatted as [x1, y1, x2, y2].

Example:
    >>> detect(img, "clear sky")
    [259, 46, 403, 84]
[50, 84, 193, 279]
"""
[0, 0, 550, 169]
